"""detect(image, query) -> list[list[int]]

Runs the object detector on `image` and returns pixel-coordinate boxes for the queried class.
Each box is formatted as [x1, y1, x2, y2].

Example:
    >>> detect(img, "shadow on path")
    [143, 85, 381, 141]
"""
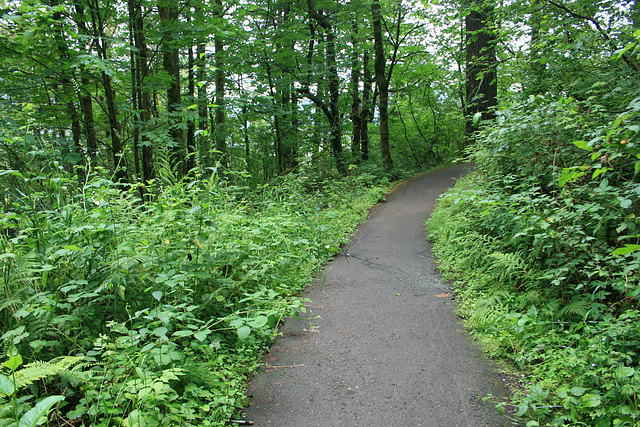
[243, 164, 511, 426]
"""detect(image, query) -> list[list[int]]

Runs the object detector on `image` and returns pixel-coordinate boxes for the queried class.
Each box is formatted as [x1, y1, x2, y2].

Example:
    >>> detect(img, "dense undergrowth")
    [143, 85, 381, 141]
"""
[428, 93, 640, 426]
[0, 161, 394, 426]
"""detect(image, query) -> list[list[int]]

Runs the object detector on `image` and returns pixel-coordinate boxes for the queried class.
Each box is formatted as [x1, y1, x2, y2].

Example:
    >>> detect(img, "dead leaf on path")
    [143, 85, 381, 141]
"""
[434, 293, 451, 298]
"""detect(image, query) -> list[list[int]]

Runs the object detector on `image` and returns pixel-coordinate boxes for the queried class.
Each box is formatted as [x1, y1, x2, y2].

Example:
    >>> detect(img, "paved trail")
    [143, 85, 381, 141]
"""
[243, 164, 510, 426]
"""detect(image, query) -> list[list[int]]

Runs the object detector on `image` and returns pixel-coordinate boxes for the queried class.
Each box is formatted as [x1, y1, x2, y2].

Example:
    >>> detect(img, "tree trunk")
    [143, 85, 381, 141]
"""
[464, 0, 497, 142]
[159, 0, 184, 176]
[527, 0, 544, 95]
[308, 0, 344, 174]
[50, 6, 85, 175]
[197, 34, 209, 169]
[186, 39, 196, 174]
[361, 52, 372, 161]
[79, 75, 98, 158]
[214, 15, 228, 170]
[350, 22, 362, 162]
[372, 0, 393, 171]
[129, 26, 141, 180]
[89, 0, 127, 182]
[130, 0, 154, 183]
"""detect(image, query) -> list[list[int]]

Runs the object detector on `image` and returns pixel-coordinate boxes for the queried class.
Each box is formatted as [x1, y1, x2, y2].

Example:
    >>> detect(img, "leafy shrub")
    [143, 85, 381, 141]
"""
[0, 164, 393, 425]
[428, 94, 640, 426]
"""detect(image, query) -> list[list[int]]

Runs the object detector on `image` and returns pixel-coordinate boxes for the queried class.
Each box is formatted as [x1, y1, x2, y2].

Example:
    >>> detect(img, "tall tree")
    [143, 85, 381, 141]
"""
[159, 0, 184, 175]
[360, 51, 372, 161]
[308, 0, 345, 175]
[372, 0, 393, 171]
[464, 0, 497, 141]
[128, 0, 154, 182]
[89, 0, 128, 182]
[213, 0, 228, 170]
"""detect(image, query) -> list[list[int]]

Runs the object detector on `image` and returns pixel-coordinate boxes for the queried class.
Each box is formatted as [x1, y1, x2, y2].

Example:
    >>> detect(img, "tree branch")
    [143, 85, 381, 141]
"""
[545, 0, 638, 72]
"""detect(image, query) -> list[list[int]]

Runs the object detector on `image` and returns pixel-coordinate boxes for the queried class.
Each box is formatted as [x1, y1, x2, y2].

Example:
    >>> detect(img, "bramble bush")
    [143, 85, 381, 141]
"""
[428, 93, 640, 426]
[0, 161, 392, 426]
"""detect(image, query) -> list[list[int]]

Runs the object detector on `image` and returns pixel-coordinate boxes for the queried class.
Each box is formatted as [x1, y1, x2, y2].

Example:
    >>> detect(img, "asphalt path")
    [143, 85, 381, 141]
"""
[243, 164, 510, 426]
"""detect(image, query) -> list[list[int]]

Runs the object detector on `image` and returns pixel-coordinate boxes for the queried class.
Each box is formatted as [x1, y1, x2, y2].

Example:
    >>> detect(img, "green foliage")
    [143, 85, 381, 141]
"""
[0, 162, 392, 425]
[0, 352, 82, 427]
[428, 89, 640, 425]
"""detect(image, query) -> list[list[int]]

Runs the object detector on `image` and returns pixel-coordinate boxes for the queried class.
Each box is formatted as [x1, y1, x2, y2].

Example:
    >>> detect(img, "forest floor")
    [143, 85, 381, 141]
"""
[242, 164, 512, 426]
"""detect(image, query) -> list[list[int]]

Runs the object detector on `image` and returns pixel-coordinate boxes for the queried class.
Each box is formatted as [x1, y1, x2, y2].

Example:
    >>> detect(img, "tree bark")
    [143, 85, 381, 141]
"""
[196, 31, 209, 169]
[350, 21, 362, 162]
[50, 5, 85, 175]
[464, 0, 497, 143]
[213, 0, 228, 170]
[130, 0, 154, 183]
[89, 0, 127, 182]
[308, 0, 345, 175]
[372, 0, 393, 171]
[159, 0, 184, 176]
[360, 52, 372, 161]
[186, 37, 196, 174]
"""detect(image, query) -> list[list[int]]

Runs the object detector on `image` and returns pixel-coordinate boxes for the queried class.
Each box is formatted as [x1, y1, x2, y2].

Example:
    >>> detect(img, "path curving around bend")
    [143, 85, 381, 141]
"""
[243, 164, 510, 426]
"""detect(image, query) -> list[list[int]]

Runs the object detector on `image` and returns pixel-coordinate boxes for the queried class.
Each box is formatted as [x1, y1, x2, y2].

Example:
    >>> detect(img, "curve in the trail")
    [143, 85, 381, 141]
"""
[243, 164, 510, 427]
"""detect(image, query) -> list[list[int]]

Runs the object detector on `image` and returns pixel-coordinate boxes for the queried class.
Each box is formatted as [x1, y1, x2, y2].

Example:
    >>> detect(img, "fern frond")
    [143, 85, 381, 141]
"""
[485, 250, 533, 289]
[14, 356, 82, 389]
[467, 290, 511, 331]
[558, 300, 590, 319]
[469, 305, 504, 330]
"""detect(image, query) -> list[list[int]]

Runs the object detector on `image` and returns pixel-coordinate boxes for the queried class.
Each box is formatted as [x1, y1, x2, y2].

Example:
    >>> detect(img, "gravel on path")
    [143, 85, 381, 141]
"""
[243, 164, 511, 426]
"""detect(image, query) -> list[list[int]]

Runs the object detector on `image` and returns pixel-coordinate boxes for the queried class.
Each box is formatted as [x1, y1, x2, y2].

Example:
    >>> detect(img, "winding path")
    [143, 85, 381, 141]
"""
[243, 164, 510, 426]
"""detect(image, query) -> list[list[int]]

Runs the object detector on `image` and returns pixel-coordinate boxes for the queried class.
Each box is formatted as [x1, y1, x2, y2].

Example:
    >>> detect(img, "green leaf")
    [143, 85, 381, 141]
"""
[18, 395, 65, 427]
[559, 167, 584, 187]
[580, 393, 602, 407]
[152, 291, 163, 302]
[612, 244, 640, 255]
[153, 327, 168, 338]
[0, 373, 15, 396]
[616, 366, 635, 378]
[195, 233, 208, 248]
[237, 326, 251, 340]
[620, 199, 633, 209]
[572, 140, 593, 151]
[4, 354, 22, 373]
[592, 167, 609, 180]
[472, 112, 482, 127]
[252, 315, 268, 328]
[570, 386, 587, 397]
[194, 270, 211, 279]
[194, 331, 208, 342]
[516, 402, 529, 417]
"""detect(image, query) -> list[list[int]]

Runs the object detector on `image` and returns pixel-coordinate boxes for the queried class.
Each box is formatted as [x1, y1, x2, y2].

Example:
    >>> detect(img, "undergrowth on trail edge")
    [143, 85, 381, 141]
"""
[0, 163, 392, 426]
[427, 95, 640, 427]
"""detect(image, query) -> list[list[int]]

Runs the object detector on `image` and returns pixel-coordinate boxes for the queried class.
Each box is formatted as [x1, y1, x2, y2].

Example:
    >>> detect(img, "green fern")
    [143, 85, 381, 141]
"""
[485, 250, 532, 289]
[557, 300, 590, 319]
[468, 290, 511, 331]
[12, 356, 83, 389]
[1, 354, 83, 427]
